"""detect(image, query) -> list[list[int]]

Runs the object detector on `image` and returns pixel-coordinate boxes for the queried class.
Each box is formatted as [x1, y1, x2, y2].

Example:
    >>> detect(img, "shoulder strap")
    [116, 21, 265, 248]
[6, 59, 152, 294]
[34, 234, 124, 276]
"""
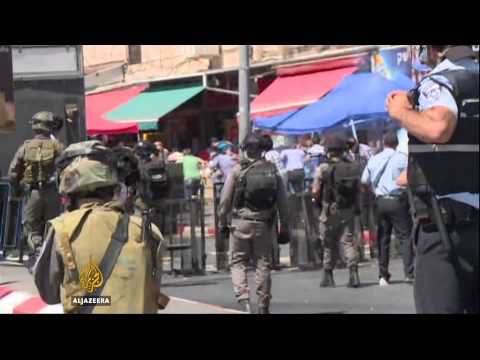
[78, 213, 130, 314]
[54, 208, 94, 284]
[238, 160, 259, 182]
[372, 153, 395, 190]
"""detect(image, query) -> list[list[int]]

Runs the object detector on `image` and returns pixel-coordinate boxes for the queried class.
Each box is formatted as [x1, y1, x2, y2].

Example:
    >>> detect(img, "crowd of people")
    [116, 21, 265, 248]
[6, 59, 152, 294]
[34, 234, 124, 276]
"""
[3, 45, 477, 315]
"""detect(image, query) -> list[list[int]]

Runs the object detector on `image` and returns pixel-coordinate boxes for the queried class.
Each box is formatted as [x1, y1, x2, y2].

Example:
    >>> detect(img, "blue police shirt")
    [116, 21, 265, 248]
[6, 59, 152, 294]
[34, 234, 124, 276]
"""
[416, 57, 479, 209]
[361, 148, 407, 197]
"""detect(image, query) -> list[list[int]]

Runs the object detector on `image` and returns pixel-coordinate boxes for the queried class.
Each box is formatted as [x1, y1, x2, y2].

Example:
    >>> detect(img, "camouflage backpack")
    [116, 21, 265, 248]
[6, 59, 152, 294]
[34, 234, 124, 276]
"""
[22, 139, 60, 185]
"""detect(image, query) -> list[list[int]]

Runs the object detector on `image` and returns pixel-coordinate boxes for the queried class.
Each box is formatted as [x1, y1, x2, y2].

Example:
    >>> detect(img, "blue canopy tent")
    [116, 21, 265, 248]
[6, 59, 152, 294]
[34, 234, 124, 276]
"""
[253, 72, 415, 135]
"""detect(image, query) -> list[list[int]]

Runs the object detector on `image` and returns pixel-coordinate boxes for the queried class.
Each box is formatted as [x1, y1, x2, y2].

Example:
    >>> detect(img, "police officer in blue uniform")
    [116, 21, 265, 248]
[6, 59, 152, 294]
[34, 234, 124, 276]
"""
[361, 130, 414, 286]
[386, 45, 479, 313]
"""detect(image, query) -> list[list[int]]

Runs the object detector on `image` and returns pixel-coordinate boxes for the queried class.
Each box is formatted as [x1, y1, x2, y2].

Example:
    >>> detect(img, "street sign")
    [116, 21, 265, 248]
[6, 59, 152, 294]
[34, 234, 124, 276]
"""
[11, 45, 83, 81]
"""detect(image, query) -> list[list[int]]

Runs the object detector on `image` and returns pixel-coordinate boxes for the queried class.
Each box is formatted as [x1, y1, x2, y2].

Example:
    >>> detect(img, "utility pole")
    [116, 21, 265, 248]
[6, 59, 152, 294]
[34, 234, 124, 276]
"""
[238, 45, 251, 156]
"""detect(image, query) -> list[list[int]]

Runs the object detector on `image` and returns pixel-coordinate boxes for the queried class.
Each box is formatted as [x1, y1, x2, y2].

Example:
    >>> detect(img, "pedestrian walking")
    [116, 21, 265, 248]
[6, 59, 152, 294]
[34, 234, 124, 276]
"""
[280, 141, 308, 194]
[312, 135, 362, 288]
[218, 134, 290, 314]
[361, 130, 414, 286]
[181, 148, 205, 199]
[7, 111, 64, 271]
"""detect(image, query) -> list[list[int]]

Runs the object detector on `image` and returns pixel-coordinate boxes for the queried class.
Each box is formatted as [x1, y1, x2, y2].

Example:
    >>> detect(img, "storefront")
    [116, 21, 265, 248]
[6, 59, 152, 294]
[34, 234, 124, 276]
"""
[87, 64, 270, 153]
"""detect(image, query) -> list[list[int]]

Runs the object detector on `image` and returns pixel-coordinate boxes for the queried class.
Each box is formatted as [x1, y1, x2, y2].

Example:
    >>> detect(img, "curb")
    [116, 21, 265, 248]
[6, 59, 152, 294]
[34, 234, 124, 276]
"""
[0, 286, 242, 314]
[0, 286, 63, 314]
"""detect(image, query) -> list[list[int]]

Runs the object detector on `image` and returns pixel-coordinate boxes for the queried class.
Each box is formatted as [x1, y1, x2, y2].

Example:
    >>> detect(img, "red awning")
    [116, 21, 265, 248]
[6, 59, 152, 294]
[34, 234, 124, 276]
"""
[251, 58, 360, 118]
[86, 85, 147, 135]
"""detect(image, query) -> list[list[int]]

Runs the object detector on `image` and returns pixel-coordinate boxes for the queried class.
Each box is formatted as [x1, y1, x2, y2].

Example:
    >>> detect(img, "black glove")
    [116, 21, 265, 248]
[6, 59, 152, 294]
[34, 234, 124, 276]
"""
[277, 226, 290, 245]
[220, 226, 230, 239]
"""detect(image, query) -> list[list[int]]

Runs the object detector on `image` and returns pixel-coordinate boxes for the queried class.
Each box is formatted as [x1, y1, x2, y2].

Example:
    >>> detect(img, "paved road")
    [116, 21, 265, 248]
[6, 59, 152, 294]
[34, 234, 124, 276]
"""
[1, 255, 415, 314]
[162, 257, 416, 314]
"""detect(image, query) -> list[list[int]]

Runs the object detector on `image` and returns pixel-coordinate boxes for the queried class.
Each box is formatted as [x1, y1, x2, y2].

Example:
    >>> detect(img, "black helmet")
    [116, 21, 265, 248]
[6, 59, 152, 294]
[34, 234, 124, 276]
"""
[134, 141, 158, 161]
[260, 134, 274, 152]
[325, 135, 347, 152]
[240, 133, 262, 153]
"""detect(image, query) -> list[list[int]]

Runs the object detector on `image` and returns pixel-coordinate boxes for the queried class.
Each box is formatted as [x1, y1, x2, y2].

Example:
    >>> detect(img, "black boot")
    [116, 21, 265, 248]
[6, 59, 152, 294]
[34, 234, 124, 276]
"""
[347, 266, 360, 288]
[239, 299, 252, 313]
[320, 269, 335, 288]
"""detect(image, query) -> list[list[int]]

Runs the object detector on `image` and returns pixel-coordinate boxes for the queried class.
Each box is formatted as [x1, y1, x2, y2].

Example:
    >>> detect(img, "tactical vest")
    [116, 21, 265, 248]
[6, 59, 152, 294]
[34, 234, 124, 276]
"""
[408, 68, 479, 197]
[50, 204, 161, 314]
[322, 160, 361, 209]
[234, 160, 278, 212]
[22, 139, 58, 186]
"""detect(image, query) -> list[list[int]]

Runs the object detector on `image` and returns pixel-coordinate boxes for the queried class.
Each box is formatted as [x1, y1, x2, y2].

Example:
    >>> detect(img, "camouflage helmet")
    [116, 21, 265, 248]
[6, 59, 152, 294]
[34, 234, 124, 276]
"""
[57, 140, 118, 195]
[31, 111, 63, 133]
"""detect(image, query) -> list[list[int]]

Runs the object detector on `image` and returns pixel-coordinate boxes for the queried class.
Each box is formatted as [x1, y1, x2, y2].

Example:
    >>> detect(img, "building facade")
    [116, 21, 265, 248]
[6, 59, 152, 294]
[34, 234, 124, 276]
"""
[83, 45, 365, 91]
[82, 45, 397, 152]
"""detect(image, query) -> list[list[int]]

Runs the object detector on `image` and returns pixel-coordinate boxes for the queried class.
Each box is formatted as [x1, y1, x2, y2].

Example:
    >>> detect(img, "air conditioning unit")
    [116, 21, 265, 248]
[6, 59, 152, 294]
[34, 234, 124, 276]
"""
[183, 45, 220, 59]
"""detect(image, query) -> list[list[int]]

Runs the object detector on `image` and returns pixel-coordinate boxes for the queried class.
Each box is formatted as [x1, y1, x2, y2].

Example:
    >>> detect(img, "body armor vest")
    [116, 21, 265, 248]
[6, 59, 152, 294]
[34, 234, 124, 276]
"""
[234, 159, 278, 212]
[322, 159, 361, 210]
[408, 68, 479, 197]
[50, 204, 160, 314]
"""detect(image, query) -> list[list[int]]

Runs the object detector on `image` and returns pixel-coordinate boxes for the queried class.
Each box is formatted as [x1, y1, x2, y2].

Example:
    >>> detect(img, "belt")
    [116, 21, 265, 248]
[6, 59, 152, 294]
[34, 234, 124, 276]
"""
[25, 181, 56, 191]
[233, 217, 267, 223]
[417, 198, 478, 229]
[376, 194, 404, 200]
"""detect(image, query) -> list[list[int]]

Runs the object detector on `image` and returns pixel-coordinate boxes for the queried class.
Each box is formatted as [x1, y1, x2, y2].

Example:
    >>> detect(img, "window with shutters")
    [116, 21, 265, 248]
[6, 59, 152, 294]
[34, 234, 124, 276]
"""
[128, 45, 142, 65]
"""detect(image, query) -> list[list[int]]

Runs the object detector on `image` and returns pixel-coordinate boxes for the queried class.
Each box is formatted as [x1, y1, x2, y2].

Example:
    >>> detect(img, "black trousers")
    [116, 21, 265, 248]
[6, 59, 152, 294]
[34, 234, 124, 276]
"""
[414, 221, 479, 314]
[287, 169, 305, 194]
[375, 196, 414, 280]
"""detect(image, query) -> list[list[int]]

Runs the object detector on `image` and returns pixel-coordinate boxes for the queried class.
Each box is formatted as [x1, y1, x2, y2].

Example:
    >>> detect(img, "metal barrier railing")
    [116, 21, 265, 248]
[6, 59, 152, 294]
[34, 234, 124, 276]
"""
[0, 180, 23, 261]
[160, 185, 206, 276]
[212, 182, 229, 271]
[287, 191, 321, 270]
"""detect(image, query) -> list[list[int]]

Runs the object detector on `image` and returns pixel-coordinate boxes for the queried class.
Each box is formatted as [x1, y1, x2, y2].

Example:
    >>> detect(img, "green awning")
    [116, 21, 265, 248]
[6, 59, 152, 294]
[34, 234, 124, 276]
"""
[138, 122, 159, 131]
[105, 83, 204, 130]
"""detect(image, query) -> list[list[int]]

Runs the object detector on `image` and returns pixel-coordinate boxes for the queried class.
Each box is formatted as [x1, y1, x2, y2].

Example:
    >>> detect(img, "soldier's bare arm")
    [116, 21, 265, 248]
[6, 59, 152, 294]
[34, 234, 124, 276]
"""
[33, 224, 63, 304]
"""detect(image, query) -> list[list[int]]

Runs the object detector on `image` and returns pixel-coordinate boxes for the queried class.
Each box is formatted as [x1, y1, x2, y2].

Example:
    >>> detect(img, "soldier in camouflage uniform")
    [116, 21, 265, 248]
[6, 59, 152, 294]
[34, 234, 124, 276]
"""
[33, 141, 166, 314]
[312, 135, 361, 288]
[8, 111, 64, 268]
[218, 134, 290, 314]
